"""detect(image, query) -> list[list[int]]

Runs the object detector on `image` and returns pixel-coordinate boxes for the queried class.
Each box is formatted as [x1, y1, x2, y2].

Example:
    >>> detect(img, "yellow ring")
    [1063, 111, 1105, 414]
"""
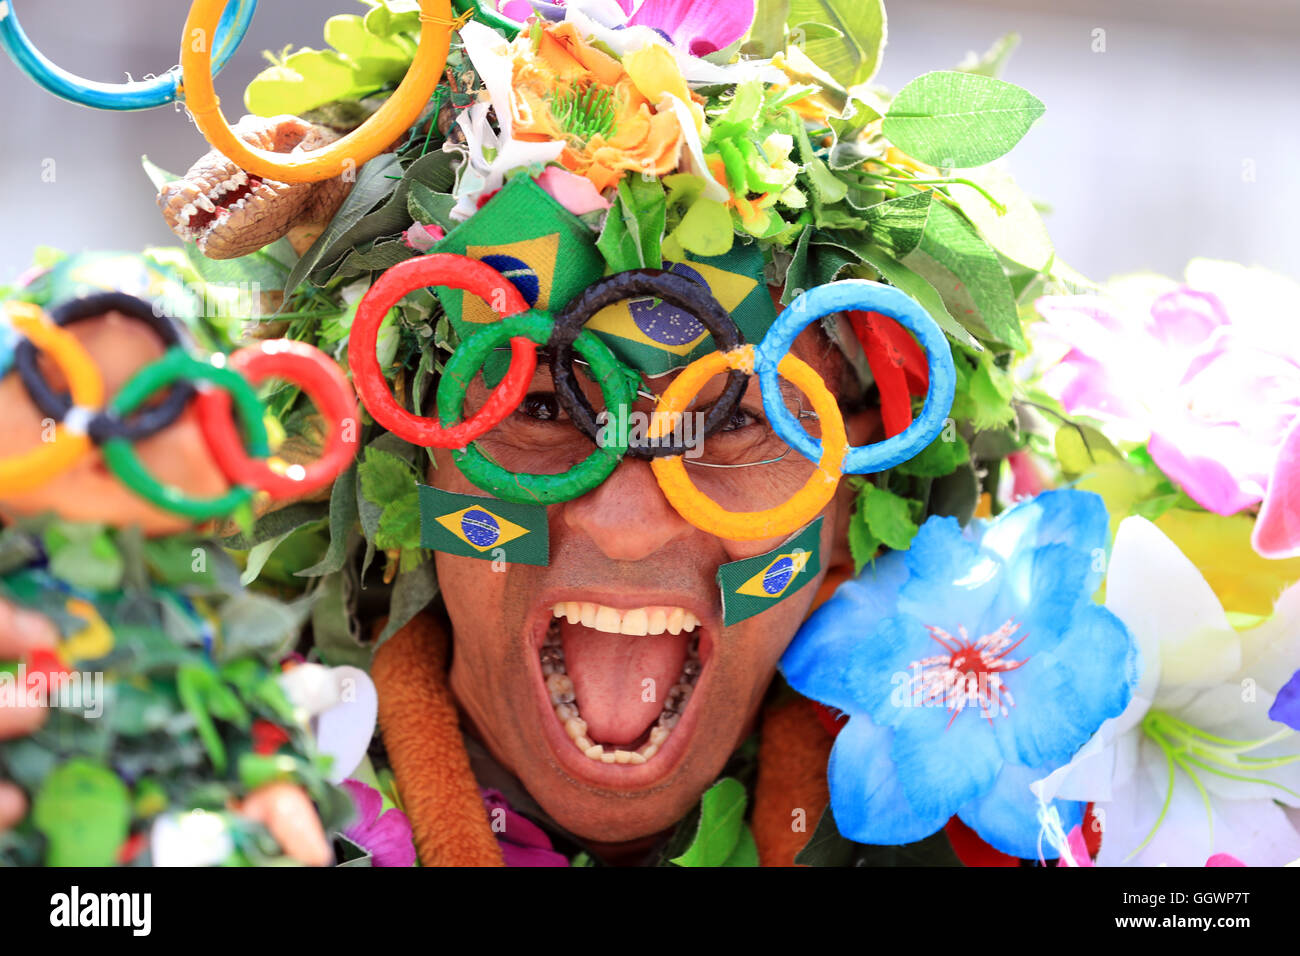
[179, 0, 454, 183]
[649, 346, 849, 541]
[0, 303, 105, 495]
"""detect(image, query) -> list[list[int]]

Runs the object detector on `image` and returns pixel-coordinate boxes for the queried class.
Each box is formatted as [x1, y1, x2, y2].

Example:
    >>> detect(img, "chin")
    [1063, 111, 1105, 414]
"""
[464, 587, 762, 844]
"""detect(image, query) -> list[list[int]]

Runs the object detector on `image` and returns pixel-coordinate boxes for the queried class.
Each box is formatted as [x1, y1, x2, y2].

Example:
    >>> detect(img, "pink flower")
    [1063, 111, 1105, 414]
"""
[627, 0, 756, 58]
[535, 165, 611, 216]
[480, 788, 569, 866]
[1034, 274, 1300, 553]
[342, 779, 416, 867]
[403, 222, 445, 252]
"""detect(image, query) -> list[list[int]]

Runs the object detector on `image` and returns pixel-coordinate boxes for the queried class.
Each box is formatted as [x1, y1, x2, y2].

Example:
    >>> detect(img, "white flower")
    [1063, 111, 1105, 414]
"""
[150, 810, 234, 867]
[447, 21, 566, 220]
[1034, 516, 1300, 866]
[277, 664, 378, 784]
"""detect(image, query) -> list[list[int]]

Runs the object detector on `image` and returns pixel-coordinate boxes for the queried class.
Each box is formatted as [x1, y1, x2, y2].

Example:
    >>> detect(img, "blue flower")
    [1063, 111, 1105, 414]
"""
[782, 489, 1140, 858]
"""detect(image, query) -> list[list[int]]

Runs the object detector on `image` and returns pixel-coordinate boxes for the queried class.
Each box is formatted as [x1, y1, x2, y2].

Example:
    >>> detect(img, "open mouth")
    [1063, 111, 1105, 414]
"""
[166, 168, 273, 246]
[532, 598, 710, 778]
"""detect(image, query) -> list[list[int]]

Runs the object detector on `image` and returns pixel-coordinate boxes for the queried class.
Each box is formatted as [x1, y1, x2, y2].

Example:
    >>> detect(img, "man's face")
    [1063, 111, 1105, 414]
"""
[0, 310, 229, 535]
[432, 325, 876, 845]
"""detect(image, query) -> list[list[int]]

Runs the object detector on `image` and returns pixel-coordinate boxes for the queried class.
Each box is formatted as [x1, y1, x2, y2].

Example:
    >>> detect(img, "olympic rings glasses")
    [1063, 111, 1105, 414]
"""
[180, 0, 452, 183]
[0, 0, 256, 111]
[349, 253, 958, 541]
[1, 298, 360, 520]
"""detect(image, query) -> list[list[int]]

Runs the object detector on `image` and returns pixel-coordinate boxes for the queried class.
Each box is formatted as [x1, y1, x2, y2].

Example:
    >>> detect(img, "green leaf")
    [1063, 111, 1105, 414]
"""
[883, 71, 1045, 169]
[786, 0, 887, 88]
[860, 483, 919, 551]
[31, 760, 130, 867]
[45, 527, 123, 592]
[239, 528, 296, 587]
[407, 181, 456, 230]
[794, 804, 858, 866]
[1055, 423, 1122, 476]
[720, 825, 760, 866]
[847, 501, 882, 574]
[375, 558, 439, 648]
[323, 14, 414, 85]
[297, 462, 360, 578]
[897, 430, 970, 478]
[672, 197, 734, 257]
[957, 32, 1021, 79]
[948, 165, 1053, 272]
[912, 201, 1023, 349]
[282, 152, 402, 296]
[958, 352, 1017, 431]
[670, 777, 748, 867]
[859, 191, 932, 259]
[360, 448, 420, 507]
[245, 49, 361, 117]
[847, 247, 980, 351]
[741, 0, 791, 57]
[217, 592, 312, 664]
[375, 495, 422, 551]
[598, 177, 667, 272]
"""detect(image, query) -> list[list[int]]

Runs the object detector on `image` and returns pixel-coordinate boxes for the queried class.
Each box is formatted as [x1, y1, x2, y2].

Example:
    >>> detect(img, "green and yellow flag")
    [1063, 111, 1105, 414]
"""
[585, 240, 777, 377]
[418, 485, 549, 566]
[434, 176, 778, 381]
[715, 518, 822, 626]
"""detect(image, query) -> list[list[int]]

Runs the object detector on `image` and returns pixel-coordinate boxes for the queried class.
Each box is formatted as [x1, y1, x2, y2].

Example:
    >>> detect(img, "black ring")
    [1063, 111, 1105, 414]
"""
[13, 292, 196, 444]
[549, 270, 749, 459]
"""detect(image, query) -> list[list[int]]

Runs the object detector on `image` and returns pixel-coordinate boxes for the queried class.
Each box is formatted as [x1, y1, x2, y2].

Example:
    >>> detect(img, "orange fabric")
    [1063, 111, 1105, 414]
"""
[371, 613, 505, 867]
[752, 696, 834, 866]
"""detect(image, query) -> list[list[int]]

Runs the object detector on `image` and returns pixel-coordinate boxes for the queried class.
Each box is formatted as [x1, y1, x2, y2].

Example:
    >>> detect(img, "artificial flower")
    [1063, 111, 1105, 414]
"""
[1033, 516, 1300, 866]
[342, 779, 416, 867]
[1033, 261, 1300, 551]
[535, 164, 612, 215]
[1254, 415, 1300, 559]
[480, 789, 569, 866]
[402, 222, 444, 252]
[505, 21, 687, 192]
[625, 0, 756, 58]
[1056, 825, 1246, 867]
[495, 0, 756, 60]
[1272, 669, 1300, 732]
[449, 22, 567, 219]
[781, 489, 1140, 858]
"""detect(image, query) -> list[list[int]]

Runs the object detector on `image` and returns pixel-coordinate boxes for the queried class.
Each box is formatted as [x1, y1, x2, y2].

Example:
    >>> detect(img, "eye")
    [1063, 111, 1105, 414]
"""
[719, 405, 763, 432]
[518, 391, 564, 422]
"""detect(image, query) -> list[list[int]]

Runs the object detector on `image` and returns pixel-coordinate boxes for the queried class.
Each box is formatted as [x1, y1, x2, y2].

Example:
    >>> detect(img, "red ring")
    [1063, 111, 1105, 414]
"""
[196, 339, 360, 499]
[347, 253, 538, 447]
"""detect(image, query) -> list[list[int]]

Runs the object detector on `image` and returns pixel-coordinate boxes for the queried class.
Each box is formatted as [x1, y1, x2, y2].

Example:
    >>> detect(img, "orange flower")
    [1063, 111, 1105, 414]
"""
[509, 23, 687, 193]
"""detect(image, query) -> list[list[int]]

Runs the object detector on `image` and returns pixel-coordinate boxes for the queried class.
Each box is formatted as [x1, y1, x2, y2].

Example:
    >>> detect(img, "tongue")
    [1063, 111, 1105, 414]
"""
[560, 620, 688, 746]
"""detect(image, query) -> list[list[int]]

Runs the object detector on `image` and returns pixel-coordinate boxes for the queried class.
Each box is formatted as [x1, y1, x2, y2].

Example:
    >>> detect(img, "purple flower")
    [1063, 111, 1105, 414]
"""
[480, 789, 569, 866]
[1034, 277, 1300, 535]
[627, 0, 755, 57]
[494, 0, 755, 59]
[1270, 669, 1300, 732]
[342, 779, 416, 867]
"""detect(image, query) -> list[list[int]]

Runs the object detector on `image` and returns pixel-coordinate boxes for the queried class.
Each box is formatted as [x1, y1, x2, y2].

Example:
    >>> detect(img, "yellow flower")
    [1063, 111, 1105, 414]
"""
[509, 24, 688, 193]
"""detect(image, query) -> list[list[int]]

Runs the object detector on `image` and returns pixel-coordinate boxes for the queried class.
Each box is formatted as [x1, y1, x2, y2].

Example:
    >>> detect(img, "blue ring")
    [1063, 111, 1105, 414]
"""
[754, 280, 957, 474]
[0, 0, 256, 111]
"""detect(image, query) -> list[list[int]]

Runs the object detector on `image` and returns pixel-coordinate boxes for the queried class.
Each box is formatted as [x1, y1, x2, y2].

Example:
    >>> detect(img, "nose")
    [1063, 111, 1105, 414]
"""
[561, 452, 696, 562]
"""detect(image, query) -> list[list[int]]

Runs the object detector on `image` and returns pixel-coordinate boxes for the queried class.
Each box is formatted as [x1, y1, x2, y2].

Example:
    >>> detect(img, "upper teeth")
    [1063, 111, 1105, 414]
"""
[551, 602, 698, 636]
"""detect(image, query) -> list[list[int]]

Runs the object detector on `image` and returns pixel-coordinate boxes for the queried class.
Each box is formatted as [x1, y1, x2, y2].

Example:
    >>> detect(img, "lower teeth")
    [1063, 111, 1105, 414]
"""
[543, 620, 701, 764]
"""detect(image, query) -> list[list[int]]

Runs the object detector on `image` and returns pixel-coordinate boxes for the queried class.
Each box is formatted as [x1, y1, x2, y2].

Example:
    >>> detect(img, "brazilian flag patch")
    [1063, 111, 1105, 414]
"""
[418, 485, 549, 566]
[585, 240, 778, 377]
[715, 518, 822, 626]
[433, 174, 606, 385]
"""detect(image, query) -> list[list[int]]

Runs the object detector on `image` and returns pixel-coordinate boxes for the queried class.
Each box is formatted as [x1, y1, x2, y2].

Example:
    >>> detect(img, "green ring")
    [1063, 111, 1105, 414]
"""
[101, 348, 270, 520]
[437, 310, 635, 505]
